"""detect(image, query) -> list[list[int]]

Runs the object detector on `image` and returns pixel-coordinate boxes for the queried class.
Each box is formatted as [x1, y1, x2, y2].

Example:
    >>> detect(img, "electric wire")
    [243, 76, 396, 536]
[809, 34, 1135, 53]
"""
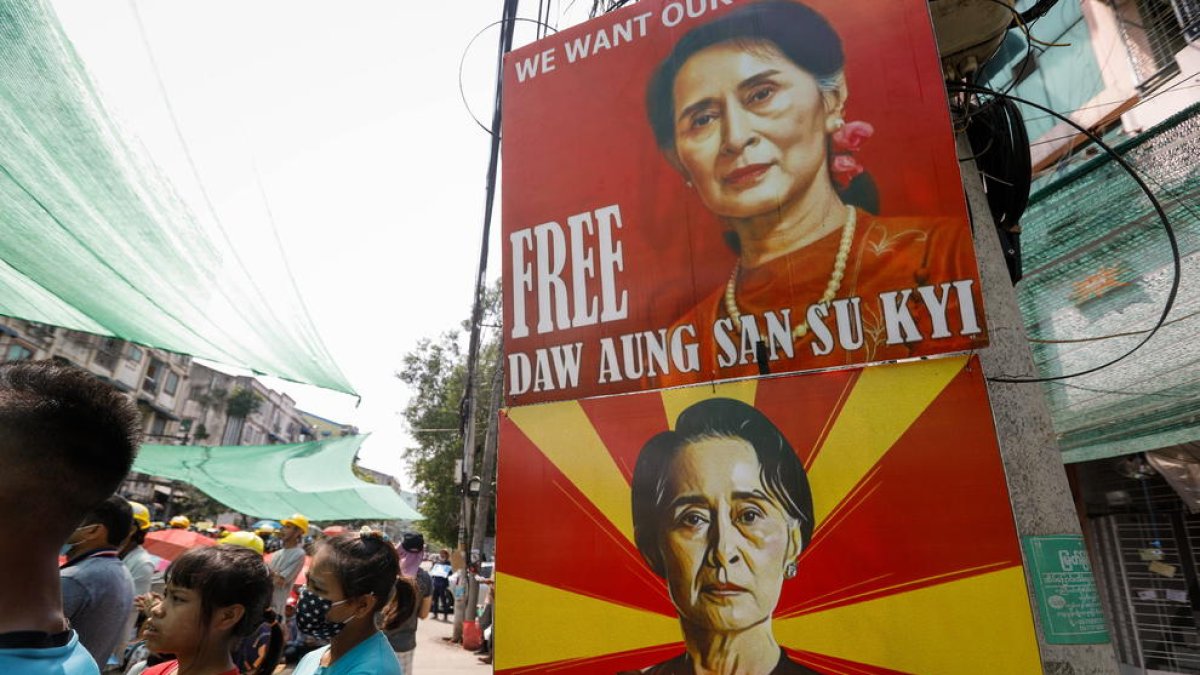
[458, 16, 558, 136]
[948, 82, 1181, 385]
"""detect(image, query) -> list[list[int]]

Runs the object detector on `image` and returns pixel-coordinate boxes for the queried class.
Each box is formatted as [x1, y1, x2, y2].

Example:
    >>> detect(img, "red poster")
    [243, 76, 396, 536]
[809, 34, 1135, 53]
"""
[494, 356, 1038, 673]
[502, 0, 987, 405]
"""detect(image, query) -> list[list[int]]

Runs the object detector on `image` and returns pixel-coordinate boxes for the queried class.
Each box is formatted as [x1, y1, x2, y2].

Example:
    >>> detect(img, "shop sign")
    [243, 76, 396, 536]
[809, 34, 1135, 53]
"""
[1021, 534, 1111, 645]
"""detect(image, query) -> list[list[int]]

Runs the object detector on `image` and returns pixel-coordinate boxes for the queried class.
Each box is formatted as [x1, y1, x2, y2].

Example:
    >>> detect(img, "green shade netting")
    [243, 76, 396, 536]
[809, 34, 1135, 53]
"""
[0, 1, 354, 395]
[1016, 103, 1200, 464]
[132, 435, 422, 521]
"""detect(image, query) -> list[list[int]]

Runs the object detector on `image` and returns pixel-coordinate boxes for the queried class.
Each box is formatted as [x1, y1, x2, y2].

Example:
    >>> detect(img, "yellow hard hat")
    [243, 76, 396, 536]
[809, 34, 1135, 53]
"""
[169, 515, 191, 529]
[128, 501, 151, 531]
[222, 531, 265, 555]
[281, 514, 309, 532]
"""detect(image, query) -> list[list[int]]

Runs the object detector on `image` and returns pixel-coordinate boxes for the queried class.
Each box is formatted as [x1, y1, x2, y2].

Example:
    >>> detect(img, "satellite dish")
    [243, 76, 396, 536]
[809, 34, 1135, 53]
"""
[929, 0, 1017, 79]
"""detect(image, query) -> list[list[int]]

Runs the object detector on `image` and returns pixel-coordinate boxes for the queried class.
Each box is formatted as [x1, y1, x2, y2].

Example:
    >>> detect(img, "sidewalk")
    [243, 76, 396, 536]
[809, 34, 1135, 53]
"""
[413, 614, 491, 674]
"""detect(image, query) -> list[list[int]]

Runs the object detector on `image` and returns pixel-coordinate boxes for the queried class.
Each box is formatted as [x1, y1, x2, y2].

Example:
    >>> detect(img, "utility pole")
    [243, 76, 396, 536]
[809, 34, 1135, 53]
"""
[454, 0, 520, 643]
[962, 135, 1119, 673]
[466, 351, 503, 618]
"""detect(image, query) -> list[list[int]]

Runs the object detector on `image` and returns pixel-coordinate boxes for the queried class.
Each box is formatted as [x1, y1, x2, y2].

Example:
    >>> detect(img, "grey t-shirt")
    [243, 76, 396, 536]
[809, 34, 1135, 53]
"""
[61, 551, 134, 667]
[267, 546, 306, 615]
[384, 568, 431, 653]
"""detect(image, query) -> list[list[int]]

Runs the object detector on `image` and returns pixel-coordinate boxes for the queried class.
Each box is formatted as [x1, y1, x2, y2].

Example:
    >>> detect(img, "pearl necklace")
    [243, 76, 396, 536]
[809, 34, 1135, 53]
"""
[724, 206, 857, 339]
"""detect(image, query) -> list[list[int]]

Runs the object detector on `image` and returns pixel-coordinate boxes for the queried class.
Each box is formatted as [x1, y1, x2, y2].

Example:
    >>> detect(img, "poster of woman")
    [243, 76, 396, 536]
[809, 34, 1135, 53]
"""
[502, 0, 987, 406]
[494, 356, 1040, 673]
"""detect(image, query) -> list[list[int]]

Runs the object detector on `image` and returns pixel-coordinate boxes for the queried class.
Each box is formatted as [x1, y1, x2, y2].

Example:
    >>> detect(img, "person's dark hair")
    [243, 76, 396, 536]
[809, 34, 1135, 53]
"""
[631, 398, 814, 578]
[165, 545, 273, 639]
[647, 0, 843, 155]
[380, 576, 418, 631]
[645, 0, 879, 216]
[81, 495, 135, 547]
[320, 531, 400, 613]
[129, 527, 147, 547]
[0, 360, 141, 530]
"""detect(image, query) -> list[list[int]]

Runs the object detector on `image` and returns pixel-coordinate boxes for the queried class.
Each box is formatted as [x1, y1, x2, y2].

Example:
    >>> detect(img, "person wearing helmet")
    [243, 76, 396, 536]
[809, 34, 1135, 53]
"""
[115, 501, 159, 670]
[223, 531, 283, 675]
[267, 514, 308, 621]
[168, 515, 190, 530]
[222, 531, 265, 556]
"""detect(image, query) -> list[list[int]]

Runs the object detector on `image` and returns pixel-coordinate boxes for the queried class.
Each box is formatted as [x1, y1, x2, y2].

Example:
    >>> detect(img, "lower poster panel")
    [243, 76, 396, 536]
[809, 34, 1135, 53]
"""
[495, 355, 1041, 674]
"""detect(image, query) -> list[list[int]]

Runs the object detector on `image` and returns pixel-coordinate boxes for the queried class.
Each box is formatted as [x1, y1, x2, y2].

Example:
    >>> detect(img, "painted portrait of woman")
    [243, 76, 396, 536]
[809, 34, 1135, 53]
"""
[628, 398, 817, 675]
[645, 0, 985, 382]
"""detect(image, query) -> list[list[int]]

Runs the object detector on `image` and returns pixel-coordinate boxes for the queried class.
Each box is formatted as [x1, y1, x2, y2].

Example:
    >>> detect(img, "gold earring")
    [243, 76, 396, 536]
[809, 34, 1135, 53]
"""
[784, 561, 797, 579]
[827, 117, 845, 133]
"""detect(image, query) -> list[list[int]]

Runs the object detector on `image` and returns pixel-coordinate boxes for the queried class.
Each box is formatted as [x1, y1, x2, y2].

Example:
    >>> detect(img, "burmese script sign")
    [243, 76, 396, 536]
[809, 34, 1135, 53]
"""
[1022, 535, 1111, 645]
[501, 0, 987, 405]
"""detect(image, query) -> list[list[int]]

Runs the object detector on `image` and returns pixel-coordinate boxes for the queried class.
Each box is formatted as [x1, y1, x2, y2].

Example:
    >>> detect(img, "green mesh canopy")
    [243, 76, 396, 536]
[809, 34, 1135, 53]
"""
[132, 436, 421, 521]
[0, 0, 354, 395]
[1016, 104, 1200, 463]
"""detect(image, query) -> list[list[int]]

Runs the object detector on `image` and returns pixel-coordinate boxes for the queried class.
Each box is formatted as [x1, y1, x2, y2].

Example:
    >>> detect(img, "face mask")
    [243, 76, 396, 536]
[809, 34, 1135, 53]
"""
[59, 526, 87, 558]
[296, 588, 351, 640]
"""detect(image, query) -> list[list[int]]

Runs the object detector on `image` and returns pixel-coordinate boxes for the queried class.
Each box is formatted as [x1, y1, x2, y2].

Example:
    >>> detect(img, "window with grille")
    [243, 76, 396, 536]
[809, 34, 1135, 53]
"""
[1118, 0, 1188, 90]
[143, 358, 166, 394]
[1175, 0, 1200, 41]
[93, 338, 121, 371]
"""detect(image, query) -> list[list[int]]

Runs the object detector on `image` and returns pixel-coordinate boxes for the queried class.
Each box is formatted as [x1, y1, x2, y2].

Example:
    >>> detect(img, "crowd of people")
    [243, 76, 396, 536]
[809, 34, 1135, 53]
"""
[0, 360, 472, 675]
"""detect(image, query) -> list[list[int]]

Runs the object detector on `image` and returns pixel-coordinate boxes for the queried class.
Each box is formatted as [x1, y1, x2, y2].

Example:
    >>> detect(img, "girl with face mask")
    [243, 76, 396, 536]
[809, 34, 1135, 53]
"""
[292, 528, 402, 675]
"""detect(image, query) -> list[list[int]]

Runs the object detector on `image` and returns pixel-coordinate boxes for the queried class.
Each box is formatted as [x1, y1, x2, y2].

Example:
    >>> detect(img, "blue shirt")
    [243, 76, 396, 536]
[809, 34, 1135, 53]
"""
[293, 631, 401, 675]
[0, 630, 100, 675]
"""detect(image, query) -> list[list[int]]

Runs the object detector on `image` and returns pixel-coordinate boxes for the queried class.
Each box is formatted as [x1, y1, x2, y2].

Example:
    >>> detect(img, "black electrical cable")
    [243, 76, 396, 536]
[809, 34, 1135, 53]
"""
[1018, 0, 1061, 26]
[460, 0, 520, 437]
[458, 17, 558, 136]
[947, 82, 1181, 385]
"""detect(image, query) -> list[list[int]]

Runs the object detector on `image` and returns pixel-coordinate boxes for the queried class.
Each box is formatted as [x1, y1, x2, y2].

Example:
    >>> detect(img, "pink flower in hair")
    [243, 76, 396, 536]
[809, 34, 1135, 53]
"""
[832, 121, 874, 153]
[830, 154, 864, 190]
[829, 120, 874, 190]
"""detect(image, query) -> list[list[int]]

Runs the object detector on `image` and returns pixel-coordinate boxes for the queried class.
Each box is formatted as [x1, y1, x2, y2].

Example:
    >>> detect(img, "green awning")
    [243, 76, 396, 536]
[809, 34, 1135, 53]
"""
[0, 0, 354, 395]
[132, 436, 422, 521]
[1016, 103, 1200, 463]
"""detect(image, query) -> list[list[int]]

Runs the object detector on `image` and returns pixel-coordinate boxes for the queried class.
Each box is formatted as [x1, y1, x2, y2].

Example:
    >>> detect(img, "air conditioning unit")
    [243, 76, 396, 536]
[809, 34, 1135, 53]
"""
[929, 0, 1018, 79]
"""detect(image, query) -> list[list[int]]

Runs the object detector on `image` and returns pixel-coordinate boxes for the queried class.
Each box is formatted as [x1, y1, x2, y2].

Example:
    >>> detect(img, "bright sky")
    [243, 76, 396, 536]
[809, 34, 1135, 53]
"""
[48, 1, 592, 486]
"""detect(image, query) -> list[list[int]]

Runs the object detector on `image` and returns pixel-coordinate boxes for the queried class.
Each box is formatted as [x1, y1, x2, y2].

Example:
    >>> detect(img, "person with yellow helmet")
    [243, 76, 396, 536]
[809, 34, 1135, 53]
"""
[168, 515, 191, 530]
[267, 514, 309, 619]
[118, 500, 158, 665]
[222, 531, 266, 556]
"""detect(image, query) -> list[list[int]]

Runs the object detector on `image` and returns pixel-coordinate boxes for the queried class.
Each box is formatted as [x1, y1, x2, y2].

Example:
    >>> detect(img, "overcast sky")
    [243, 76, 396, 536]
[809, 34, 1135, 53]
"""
[48, 0, 592, 486]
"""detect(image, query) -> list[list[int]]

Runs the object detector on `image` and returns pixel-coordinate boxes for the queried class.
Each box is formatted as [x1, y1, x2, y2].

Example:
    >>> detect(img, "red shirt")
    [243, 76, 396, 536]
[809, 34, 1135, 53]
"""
[142, 660, 239, 675]
[658, 209, 986, 386]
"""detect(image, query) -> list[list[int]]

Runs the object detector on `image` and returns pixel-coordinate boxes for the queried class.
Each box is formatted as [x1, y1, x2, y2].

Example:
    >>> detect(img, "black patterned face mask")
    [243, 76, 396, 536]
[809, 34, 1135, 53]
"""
[296, 587, 350, 640]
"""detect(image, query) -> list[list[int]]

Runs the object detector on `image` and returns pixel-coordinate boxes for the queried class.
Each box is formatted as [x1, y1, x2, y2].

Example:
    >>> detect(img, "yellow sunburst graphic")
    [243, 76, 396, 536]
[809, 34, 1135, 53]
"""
[498, 356, 1042, 673]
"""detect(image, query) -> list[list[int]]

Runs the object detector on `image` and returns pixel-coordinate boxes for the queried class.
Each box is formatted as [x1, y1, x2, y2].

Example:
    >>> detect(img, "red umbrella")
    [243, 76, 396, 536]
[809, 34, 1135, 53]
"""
[145, 529, 217, 561]
[265, 551, 312, 586]
[322, 525, 347, 537]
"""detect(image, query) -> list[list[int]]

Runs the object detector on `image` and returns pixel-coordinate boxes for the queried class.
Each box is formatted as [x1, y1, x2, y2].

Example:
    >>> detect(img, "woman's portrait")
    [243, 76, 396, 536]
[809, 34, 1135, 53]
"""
[645, 0, 985, 381]
[629, 398, 817, 675]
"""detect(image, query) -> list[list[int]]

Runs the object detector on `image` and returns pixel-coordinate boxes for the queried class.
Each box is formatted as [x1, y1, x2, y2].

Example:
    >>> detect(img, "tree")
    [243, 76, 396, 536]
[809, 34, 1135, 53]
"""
[397, 285, 501, 545]
[224, 387, 263, 445]
[226, 387, 263, 418]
